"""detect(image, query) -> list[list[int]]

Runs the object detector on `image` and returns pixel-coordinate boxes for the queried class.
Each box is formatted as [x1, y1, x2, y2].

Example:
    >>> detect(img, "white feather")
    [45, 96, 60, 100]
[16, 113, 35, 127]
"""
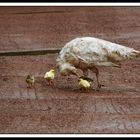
[56, 37, 140, 74]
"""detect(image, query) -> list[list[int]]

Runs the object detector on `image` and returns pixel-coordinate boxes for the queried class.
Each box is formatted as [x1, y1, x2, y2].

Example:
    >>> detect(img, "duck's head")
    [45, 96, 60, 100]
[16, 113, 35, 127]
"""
[50, 69, 55, 73]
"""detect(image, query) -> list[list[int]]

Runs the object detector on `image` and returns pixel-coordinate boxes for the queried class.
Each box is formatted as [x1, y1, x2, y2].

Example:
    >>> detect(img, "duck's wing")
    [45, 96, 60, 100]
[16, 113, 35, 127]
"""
[71, 37, 140, 67]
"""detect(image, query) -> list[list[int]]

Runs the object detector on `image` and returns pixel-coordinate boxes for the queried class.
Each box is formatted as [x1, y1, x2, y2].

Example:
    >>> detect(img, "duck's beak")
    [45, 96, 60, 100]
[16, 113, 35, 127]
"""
[70, 69, 80, 77]
[78, 79, 80, 82]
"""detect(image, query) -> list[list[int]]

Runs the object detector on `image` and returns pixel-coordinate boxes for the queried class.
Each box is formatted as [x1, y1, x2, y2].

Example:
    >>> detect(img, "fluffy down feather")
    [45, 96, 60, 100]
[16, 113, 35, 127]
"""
[44, 69, 55, 80]
[26, 74, 35, 88]
[79, 78, 91, 91]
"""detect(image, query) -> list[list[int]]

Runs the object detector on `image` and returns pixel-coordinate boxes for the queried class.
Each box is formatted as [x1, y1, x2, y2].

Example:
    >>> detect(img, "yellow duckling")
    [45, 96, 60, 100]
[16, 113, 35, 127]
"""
[44, 69, 55, 86]
[78, 78, 91, 92]
[26, 74, 35, 88]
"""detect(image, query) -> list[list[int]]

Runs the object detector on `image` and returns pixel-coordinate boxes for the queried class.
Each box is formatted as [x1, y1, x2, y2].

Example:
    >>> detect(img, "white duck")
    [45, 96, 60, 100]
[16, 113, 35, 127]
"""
[56, 37, 140, 90]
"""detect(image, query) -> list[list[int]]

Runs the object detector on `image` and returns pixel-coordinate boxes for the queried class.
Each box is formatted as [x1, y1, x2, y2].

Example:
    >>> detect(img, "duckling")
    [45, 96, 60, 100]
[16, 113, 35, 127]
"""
[26, 74, 35, 88]
[44, 69, 55, 86]
[78, 78, 91, 92]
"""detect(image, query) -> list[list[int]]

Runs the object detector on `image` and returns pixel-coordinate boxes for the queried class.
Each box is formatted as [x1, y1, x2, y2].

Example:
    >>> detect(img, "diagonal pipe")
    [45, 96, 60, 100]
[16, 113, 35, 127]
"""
[0, 48, 61, 56]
